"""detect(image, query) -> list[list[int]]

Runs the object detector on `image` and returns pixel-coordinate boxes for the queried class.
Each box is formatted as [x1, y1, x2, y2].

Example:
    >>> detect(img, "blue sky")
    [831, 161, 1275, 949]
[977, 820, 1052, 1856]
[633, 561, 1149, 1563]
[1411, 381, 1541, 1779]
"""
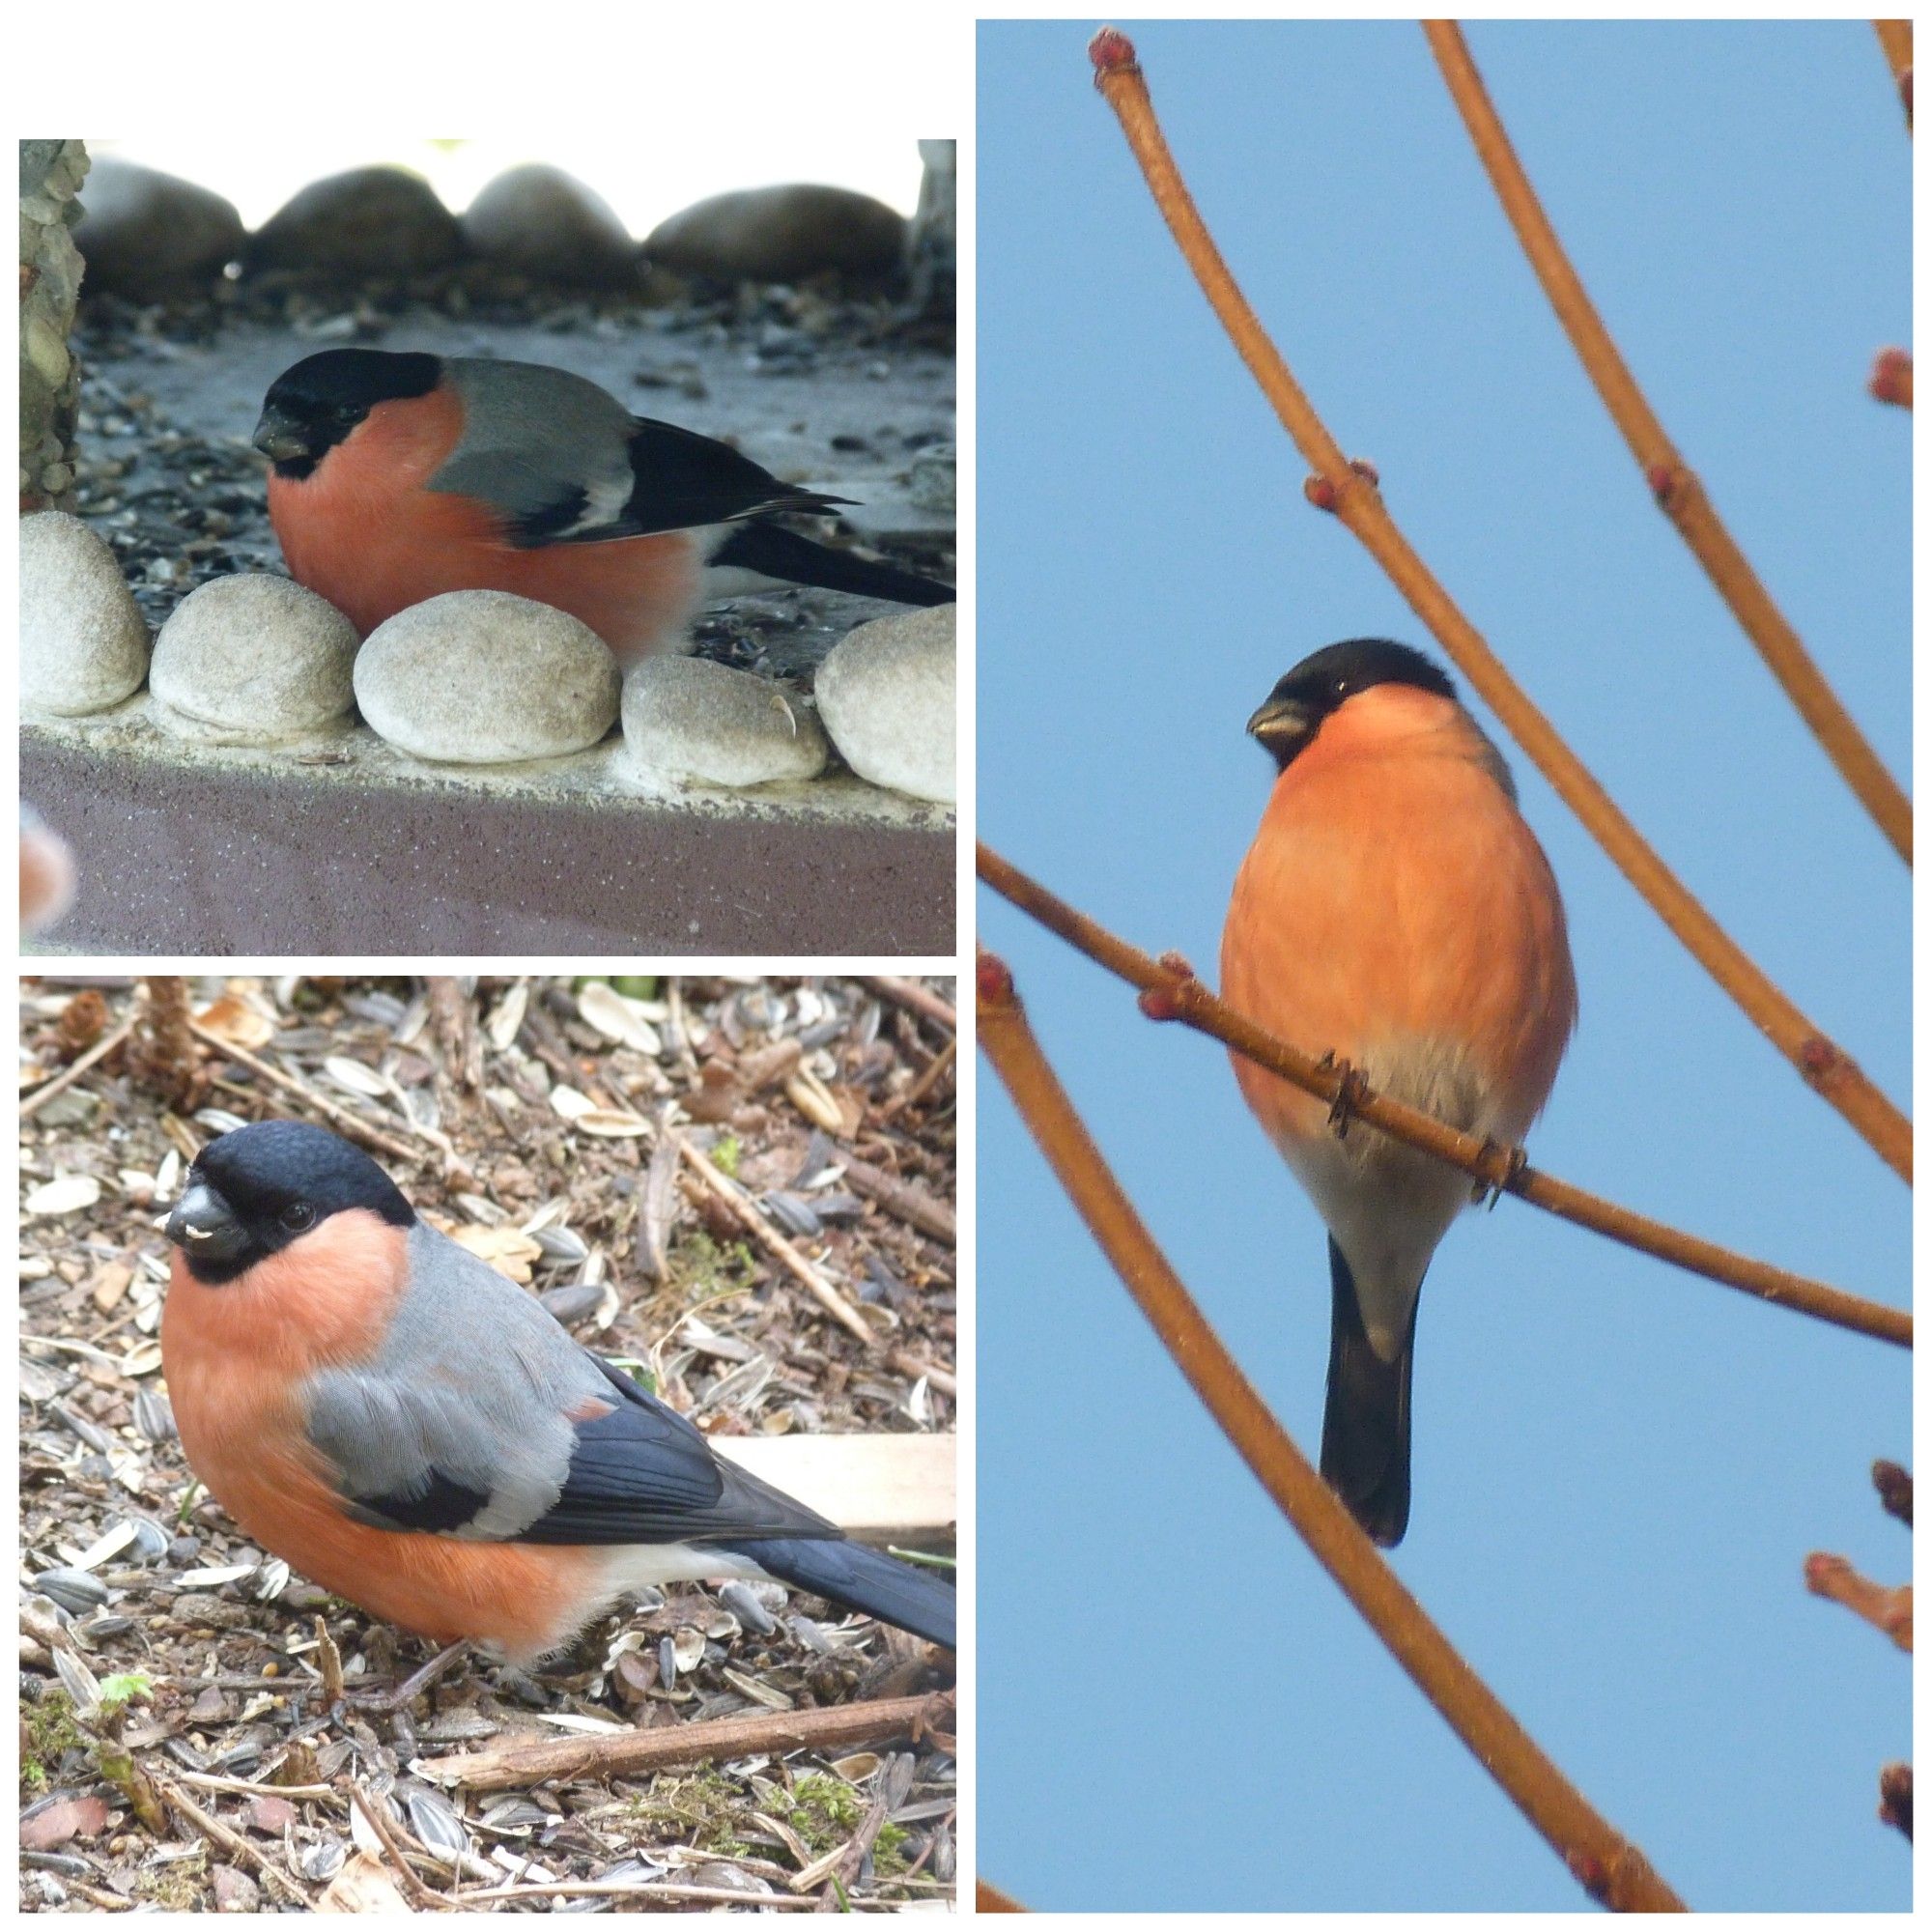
[977, 19, 1910, 1912]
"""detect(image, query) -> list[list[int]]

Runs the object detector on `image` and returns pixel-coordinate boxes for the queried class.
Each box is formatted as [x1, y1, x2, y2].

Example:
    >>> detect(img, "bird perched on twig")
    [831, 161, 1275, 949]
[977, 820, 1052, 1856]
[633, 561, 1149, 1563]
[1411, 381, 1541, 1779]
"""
[252, 348, 952, 664]
[159, 1120, 955, 1669]
[1220, 639, 1576, 1547]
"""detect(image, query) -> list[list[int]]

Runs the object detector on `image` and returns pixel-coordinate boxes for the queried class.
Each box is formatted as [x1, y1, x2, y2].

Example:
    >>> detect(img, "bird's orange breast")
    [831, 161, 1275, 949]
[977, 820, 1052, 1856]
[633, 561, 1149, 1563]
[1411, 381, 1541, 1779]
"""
[266, 389, 704, 665]
[159, 1212, 602, 1660]
[1220, 688, 1577, 1152]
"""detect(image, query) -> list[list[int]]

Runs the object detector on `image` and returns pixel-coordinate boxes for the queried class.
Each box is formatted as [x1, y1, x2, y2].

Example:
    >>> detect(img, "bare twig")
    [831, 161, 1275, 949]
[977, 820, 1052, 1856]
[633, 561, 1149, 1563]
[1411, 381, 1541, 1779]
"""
[1089, 26, 1912, 1182]
[977, 953, 1686, 1912]
[1875, 19, 1914, 127]
[19, 1017, 135, 1120]
[185, 1021, 431, 1169]
[891, 1349, 958, 1400]
[417, 1690, 950, 1794]
[864, 976, 957, 1032]
[1870, 346, 1914, 409]
[350, 1785, 450, 1911]
[838, 1151, 958, 1246]
[884, 1036, 959, 1118]
[157, 1775, 310, 1908]
[1424, 18, 1910, 866]
[675, 1130, 875, 1345]
[1804, 1552, 1913, 1651]
[980, 843, 1909, 1349]
[128, 977, 205, 1112]
[979, 1879, 1030, 1911]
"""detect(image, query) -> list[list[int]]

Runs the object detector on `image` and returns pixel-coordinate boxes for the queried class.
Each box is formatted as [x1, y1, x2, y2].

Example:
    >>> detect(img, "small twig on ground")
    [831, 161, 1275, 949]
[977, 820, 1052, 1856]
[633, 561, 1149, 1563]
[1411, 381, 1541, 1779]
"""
[979, 844, 1909, 1349]
[427, 975, 484, 1105]
[890, 1349, 958, 1399]
[676, 1131, 876, 1345]
[1880, 1763, 1913, 1840]
[865, 977, 957, 1033]
[1804, 1553, 1913, 1651]
[19, 1017, 136, 1120]
[978, 948, 1687, 1913]
[157, 1774, 310, 1908]
[350, 1785, 451, 1911]
[417, 1690, 951, 1794]
[1088, 25, 1912, 1180]
[185, 1021, 432, 1170]
[884, 1037, 958, 1118]
[838, 1151, 957, 1246]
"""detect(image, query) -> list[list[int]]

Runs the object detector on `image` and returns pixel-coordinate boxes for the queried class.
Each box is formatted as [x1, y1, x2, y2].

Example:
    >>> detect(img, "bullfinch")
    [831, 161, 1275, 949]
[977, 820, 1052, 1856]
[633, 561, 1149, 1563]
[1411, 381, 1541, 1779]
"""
[158, 1120, 955, 1662]
[252, 348, 953, 665]
[1219, 640, 1577, 1547]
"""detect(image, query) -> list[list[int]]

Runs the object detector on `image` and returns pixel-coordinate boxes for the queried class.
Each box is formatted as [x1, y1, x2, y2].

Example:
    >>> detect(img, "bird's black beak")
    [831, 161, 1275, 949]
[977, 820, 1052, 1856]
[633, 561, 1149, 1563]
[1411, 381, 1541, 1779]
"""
[1246, 693, 1314, 762]
[250, 405, 311, 467]
[163, 1179, 249, 1266]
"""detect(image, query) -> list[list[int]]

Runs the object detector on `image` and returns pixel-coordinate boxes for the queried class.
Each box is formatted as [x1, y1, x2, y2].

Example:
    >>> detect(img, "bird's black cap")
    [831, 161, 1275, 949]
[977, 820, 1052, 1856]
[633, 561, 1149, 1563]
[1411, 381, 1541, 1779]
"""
[254, 350, 440, 477]
[166, 1121, 412, 1285]
[1246, 639, 1457, 769]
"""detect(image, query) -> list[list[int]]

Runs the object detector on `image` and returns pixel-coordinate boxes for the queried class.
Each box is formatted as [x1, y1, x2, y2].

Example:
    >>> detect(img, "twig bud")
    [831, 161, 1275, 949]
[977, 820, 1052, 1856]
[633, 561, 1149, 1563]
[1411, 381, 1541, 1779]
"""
[1089, 26, 1139, 81]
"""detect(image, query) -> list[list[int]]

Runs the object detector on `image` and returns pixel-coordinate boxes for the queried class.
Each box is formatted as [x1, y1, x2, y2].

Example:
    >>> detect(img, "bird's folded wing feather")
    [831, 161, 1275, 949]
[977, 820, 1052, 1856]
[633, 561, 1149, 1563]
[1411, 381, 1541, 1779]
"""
[300, 1225, 836, 1548]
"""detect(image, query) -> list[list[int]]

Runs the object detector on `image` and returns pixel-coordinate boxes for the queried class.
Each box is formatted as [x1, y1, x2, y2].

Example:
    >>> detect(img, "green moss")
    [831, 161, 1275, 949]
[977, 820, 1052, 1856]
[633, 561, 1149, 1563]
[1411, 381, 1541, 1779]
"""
[133, 1850, 206, 1909]
[770, 1774, 909, 1872]
[21, 1690, 86, 1792]
[712, 1134, 741, 1179]
[670, 1230, 757, 1303]
[631, 1771, 755, 1858]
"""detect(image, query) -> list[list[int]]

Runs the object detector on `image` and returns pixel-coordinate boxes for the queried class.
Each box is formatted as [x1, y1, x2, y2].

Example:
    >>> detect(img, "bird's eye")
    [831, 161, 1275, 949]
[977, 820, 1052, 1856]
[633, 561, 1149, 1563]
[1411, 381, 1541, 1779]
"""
[279, 1203, 316, 1234]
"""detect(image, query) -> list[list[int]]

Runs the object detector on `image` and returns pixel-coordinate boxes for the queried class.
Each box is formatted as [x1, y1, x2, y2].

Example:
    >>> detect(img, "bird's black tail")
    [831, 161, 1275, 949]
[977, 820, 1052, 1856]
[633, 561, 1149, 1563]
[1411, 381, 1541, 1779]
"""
[724, 1536, 955, 1648]
[712, 521, 953, 607]
[1321, 1236, 1418, 1548]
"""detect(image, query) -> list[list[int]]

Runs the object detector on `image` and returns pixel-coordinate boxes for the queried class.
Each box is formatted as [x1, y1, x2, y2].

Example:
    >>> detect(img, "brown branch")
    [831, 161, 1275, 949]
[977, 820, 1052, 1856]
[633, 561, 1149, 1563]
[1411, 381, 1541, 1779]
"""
[976, 952, 1686, 1912]
[674, 1130, 876, 1345]
[417, 1690, 950, 1794]
[1875, 20, 1914, 127]
[185, 1021, 433, 1169]
[19, 1016, 136, 1120]
[1804, 1553, 1913, 1651]
[1870, 346, 1913, 409]
[156, 1774, 311, 1908]
[978, 1879, 1029, 1911]
[838, 1150, 958, 1246]
[1423, 18, 1910, 867]
[864, 976, 957, 1033]
[980, 842, 1910, 1350]
[1088, 27, 1912, 1184]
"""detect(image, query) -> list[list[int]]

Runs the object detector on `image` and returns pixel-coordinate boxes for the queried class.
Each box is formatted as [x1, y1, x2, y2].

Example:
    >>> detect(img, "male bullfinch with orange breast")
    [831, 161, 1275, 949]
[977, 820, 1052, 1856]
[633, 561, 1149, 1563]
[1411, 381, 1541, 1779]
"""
[252, 348, 953, 666]
[1220, 639, 1577, 1548]
[158, 1120, 954, 1663]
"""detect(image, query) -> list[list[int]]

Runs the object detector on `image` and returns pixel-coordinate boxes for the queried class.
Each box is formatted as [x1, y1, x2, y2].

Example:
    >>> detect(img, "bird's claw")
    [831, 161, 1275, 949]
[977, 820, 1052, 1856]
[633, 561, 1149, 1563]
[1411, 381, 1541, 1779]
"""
[1324, 1058, 1370, 1139]
[1470, 1138, 1527, 1208]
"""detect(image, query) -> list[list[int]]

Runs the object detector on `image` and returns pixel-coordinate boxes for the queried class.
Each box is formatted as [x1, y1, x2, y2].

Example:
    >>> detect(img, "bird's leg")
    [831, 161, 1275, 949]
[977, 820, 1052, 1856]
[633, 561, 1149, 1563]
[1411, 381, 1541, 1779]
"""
[340, 1640, 471, 1713]
[1322, 1056, 1370, 1140]
[1469, 1138, 1527, 1208]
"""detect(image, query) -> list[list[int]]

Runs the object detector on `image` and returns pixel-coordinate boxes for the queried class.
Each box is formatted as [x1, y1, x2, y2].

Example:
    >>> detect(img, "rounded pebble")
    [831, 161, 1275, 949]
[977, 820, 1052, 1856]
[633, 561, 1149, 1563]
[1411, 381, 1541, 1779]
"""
[621, 656, 828, 789]
[644, 185, 907, 282]
[249, 166, 462, 276]
[464, 164, 639, 286]
[355, 591, 620, 764]
[20, 511, 151, 716]
[814, 604, 954, 804]
[74, 156, 243, 295]
[150, 575, 358, 744]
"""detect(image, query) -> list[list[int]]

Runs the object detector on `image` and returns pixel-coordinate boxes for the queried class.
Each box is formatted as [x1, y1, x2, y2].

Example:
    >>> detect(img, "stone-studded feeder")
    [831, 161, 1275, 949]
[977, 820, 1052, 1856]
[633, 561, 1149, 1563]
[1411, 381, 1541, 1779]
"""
[18, 141, 956, 953]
